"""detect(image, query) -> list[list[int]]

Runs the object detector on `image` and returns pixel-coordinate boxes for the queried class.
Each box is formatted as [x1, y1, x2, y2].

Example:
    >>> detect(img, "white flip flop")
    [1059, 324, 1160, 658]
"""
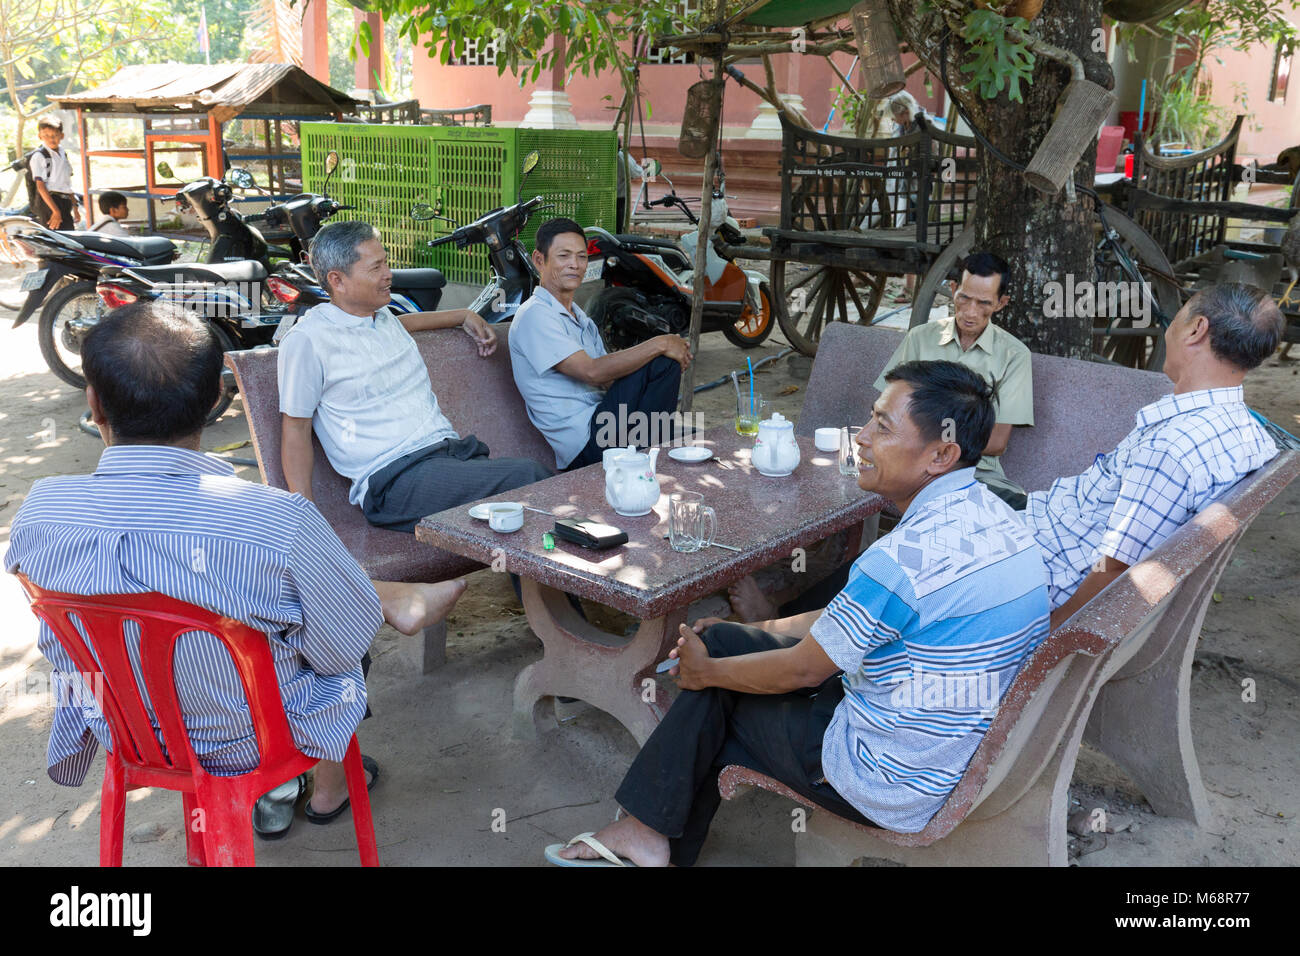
[543, 832, 637, 867]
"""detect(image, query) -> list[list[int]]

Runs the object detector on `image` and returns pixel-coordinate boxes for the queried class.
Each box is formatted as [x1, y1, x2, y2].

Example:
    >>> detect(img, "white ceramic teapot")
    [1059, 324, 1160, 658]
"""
[752, 412, 800, 477]
[604, 446, 662, 516]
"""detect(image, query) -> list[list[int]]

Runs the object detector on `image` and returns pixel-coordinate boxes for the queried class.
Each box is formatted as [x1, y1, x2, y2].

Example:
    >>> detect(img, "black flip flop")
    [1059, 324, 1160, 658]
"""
[252, 774, 308, 840]
[304, 755, 379, 825]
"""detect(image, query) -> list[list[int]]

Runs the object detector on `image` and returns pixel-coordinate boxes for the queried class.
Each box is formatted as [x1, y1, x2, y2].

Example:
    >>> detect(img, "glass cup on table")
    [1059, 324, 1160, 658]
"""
[735, 393, 767, 436]
[838, 426, 862, 477]
[668, 491, 717, 553]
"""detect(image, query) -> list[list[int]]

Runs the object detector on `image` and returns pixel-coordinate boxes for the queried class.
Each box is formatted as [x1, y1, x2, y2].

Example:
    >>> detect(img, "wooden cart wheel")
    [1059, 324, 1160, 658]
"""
[772, 259, 886, 356]
[910, 225, 976, 328]
[1091, 205, 1183, 372]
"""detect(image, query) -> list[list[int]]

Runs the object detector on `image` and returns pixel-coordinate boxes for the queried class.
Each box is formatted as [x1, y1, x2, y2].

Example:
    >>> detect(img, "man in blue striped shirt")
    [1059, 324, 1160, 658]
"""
[548, 361, 1050, 866]
[7, 301, 465, 831]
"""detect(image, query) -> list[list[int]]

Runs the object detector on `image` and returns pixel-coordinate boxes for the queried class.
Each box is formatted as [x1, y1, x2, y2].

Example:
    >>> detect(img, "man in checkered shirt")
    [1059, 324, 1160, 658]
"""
[1028, 283, 1284, 629]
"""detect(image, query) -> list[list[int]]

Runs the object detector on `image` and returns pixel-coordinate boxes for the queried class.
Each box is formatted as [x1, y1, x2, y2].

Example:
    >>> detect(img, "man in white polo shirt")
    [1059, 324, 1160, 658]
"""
[279, 221, 551, 532]
[509, 217, 692, 471]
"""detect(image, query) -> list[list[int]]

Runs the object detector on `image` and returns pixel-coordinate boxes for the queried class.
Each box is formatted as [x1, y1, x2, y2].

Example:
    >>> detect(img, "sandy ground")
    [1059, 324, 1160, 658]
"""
[0, 263, 1295, 867]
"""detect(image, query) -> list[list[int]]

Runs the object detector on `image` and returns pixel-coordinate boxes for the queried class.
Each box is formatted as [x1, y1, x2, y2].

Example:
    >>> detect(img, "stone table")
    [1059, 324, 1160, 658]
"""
[415, 429, 883, 745]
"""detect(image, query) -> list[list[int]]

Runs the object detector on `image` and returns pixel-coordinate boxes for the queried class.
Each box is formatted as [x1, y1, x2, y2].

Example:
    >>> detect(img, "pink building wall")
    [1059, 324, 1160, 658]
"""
[411, 35, 941, 136]
[1202, 21, 1300, 162]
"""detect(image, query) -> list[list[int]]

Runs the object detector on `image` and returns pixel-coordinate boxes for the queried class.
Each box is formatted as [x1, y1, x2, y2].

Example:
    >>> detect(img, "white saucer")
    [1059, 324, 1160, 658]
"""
[668, 446, 713, 463]
[469, 502, 519, 520]
[755, 467, 793, 478]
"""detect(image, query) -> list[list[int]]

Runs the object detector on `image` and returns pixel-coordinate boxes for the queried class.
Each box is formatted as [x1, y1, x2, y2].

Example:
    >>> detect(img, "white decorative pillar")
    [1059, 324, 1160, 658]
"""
[520, 34, 580, 129]
[745, 94, 807, 139]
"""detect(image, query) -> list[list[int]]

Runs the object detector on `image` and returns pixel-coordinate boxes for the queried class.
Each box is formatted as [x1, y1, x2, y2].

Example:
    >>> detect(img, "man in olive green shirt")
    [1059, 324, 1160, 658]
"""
[875, 251, 1033, 508]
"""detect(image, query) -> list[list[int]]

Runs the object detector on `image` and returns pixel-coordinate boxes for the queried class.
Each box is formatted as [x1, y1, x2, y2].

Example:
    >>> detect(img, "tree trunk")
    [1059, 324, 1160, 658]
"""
[887, 0, 1112, 358]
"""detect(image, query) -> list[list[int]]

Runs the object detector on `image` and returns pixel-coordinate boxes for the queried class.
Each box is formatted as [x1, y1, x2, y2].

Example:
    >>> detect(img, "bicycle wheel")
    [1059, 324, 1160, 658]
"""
[1092, 205, 1182, 371]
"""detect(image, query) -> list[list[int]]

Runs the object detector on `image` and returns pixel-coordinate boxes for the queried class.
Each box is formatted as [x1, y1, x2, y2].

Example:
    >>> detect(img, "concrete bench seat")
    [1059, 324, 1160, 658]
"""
[734, 321, 1300, 864]
[224, 326, 554, 672]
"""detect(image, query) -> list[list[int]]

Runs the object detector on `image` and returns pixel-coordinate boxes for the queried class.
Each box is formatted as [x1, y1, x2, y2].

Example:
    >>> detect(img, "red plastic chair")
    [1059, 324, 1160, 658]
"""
[16, 574, 379, 867]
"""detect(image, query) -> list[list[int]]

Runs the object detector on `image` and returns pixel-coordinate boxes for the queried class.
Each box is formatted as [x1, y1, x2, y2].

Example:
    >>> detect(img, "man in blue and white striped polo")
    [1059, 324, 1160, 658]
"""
[8, 301, 466, 837]
[548, 360, 1051, 867]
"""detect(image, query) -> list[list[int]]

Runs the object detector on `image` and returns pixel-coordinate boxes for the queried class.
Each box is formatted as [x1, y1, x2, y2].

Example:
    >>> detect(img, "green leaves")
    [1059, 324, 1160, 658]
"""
[959, 10, 1036, 103]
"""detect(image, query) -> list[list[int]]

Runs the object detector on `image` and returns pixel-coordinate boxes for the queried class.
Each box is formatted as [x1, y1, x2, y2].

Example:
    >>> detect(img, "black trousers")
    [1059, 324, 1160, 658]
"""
[34, 192, 76, 229]
[565, 355, 682, 471]
[614, 623, 876, 867]
[362, 435, 552, 533]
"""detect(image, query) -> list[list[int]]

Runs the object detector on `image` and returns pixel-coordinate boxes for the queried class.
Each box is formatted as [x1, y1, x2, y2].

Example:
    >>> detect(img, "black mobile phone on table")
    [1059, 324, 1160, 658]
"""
[551, 518, 628, 550]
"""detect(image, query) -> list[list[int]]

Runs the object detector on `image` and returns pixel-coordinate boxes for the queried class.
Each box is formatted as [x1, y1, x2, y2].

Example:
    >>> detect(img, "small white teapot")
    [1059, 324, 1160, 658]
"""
[752, 412, 800, 477]
[604, 446, 662, 516]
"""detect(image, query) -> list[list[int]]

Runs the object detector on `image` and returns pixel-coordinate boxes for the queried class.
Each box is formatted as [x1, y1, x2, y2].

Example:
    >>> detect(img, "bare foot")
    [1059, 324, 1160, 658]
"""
[375, 579, 467, 635]
[727, 575, 777, 623]
[556, 813, 671, 867]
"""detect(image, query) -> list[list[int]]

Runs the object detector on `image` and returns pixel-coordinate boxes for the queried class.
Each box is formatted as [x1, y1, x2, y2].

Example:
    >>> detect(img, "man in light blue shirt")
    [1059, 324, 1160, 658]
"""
[547, 360, 1050, 866]
[510, 217, 692, 471]
[9, 301, 466, 839]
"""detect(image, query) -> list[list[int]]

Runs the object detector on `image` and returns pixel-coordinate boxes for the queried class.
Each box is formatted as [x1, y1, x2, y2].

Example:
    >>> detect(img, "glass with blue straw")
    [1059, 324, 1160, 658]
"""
[735, 357, 763, 436]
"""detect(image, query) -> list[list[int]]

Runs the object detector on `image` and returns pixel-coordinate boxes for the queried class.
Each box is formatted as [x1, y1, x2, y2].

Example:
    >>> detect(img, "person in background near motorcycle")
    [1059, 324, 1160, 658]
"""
[509, 217, 692, 472]
[279, 220, 552, 533]
[884, 91, 927, 304]
[30, 117, 77, 231]
[90, 191, 130, 236]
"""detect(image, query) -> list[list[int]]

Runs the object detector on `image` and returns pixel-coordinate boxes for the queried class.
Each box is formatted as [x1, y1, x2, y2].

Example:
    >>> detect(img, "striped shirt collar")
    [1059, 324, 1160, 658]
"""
[898, 465, 979, 525]
[94, 445, 235, 478]
[1135, 385, 1244, 429]
[936, 316, 997, 354]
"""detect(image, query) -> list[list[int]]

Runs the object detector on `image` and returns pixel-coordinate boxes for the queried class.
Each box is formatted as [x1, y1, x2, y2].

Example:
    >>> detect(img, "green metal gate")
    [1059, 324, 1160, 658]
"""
[301, 123, 617, 285]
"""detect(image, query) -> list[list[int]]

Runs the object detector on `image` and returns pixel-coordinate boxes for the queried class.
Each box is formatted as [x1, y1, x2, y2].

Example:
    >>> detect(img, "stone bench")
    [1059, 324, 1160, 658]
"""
[794, 322, 1172, 494]
[719, 449, 1298, 865]
[725, 320, 1300, 864]
[224, 326, 554, 672]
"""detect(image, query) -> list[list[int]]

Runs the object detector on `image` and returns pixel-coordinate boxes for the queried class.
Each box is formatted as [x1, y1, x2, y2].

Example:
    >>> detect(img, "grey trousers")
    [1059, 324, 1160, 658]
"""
[361, 435, 552, 533]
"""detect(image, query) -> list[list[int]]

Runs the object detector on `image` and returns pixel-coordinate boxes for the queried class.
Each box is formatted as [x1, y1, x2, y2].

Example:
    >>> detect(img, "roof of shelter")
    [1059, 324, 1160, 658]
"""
[56, 63, 360, 123]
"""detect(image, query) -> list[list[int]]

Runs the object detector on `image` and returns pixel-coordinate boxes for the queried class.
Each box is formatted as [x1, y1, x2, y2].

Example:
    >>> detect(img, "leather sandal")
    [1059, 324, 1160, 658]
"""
[304, 755, 379, 825]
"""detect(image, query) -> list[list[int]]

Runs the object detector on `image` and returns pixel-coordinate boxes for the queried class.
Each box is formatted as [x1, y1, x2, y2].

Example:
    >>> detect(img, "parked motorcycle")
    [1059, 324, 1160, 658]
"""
[409, 150, 550, 324]
[583, 163, 773, 351]
[94, 162, 338, 419]
[2, 215, 177, 387]
[258, 151, 448, 320]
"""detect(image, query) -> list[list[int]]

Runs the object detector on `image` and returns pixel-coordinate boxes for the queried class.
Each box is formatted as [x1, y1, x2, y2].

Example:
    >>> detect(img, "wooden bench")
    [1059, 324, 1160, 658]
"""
[224, 327, 554, 672]
[730, 321, 1300, 864]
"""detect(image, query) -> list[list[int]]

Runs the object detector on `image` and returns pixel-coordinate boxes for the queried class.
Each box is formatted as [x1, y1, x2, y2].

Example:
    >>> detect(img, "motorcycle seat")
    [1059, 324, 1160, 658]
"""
[391, 268, 446, 290]
[67, 231, 176, 265]
[613, 234, 682, 252]
[127, 260, 268, 284]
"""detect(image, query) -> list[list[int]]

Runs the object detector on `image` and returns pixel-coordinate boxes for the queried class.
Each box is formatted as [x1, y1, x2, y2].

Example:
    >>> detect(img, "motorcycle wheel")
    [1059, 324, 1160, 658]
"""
[722, 281, 775, 349]
[205, 323, 238, 424]
[38, 279, 103, 389]
[589, 286, 665, 352]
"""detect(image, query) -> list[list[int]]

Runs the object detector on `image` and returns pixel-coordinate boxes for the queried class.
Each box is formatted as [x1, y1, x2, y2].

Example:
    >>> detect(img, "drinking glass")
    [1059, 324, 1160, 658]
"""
[735, 393, 767, 436]
[669, 491, 717, 553]
[838, 426, 862, 477]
